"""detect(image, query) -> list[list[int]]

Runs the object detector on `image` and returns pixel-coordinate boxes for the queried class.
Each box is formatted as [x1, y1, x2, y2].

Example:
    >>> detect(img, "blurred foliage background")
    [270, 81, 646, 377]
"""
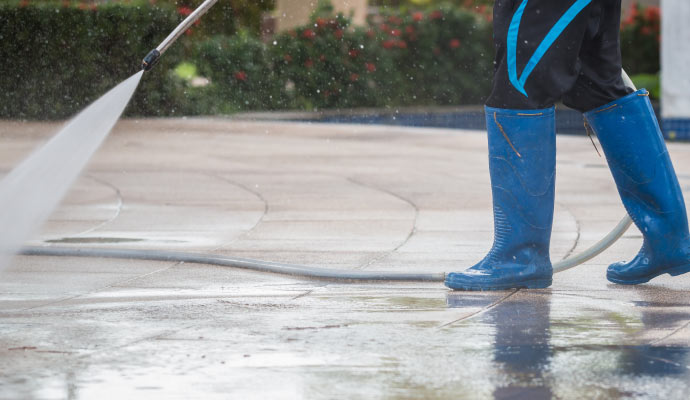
[0, 0, 661, 119]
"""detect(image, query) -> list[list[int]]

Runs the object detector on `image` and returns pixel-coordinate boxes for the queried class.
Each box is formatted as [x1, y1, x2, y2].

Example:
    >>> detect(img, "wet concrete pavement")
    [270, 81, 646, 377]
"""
[1, 118, 689, 399]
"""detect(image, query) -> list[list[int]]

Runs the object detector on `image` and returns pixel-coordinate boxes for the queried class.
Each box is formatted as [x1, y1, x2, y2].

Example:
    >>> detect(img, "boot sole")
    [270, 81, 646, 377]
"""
[444, 278, 552, 291]
[607, 263, 690, 285]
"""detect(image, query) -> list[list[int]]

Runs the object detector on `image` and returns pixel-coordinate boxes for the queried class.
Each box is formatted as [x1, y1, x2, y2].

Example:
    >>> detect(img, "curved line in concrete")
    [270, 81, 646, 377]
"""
[69, 174, 124, 237]
[205, 173, 269, 250]
[650, 318, 690, 346]
[555, 201, 582, 262]
[437, 289, 520, 329]
[345, 176, 419, 270]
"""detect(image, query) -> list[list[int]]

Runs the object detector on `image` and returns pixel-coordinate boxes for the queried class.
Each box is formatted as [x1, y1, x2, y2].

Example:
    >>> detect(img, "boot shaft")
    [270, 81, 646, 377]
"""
[584, 89, 690, 248]
[485, 106, 556, 257]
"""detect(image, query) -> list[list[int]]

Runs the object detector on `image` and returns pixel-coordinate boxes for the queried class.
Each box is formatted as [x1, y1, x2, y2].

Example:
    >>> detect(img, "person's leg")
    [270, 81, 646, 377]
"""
[446, 0, 600, 290]
[568, 1, 690, 285]
[444, 107, 556, 290]
[562, 0, 632, 113]
[585, 91, 690, 284]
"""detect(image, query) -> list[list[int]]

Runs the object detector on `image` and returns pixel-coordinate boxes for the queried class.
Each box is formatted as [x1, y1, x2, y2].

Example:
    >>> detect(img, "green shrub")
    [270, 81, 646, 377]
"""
[192, 5, 493, 111]
[370, 5, 493, 106]
[193, 32, 287, 112]
[0, 2, 189, 119]
[620, 2, 660, 75]
[269, 14, 385, 109]
[155, 0, 272, 36]
[630, 73, 660, 99]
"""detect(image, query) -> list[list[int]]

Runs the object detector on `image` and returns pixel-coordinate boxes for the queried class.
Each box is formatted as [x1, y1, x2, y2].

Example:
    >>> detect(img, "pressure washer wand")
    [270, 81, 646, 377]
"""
[141, 0, 219, 71]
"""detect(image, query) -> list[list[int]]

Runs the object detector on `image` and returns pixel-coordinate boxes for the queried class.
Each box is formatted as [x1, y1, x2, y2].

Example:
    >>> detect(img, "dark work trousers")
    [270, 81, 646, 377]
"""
[486, 0, 632, 112]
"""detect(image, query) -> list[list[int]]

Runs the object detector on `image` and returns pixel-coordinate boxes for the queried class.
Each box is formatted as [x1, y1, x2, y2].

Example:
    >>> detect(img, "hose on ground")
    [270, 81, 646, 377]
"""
[19, 212, 631, 283]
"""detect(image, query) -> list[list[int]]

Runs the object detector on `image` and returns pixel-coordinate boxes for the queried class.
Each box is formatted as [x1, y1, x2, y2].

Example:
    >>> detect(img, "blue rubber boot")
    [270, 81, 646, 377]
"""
[445, 106, 556, 290]
[585, 89, 690, 285]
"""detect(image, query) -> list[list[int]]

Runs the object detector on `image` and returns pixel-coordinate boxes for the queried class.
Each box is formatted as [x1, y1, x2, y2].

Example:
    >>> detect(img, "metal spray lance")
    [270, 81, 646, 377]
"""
[141, 0, 220, 71]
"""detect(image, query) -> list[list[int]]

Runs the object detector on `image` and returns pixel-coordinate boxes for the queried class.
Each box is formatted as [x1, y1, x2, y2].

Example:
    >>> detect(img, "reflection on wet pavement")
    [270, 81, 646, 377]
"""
[446, 291, 690, 399]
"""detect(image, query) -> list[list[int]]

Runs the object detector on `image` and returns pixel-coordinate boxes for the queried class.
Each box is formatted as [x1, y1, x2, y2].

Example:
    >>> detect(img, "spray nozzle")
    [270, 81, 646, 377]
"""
[141, 49, 161, 71]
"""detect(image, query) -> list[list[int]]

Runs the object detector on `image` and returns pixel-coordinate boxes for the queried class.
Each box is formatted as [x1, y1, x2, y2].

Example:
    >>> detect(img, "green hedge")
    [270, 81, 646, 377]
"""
[0, 1, 665, 119]
[190, 6, 493, 112]
[0, 2, 189, 119]
[620, 3, 660, 76]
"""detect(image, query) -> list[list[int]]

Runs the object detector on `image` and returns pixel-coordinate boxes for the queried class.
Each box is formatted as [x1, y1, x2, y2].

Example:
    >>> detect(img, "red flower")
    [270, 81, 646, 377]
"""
[366, 29, 376, 39]
[630, 3, 639, 18]
[645, 7, 660, 23]
[430, 10, 443, 20]
[302, 29, 316, 39]
[365, 63, 376, 73]
[405, 25, 415, 34]
[350, 73, 359, 82]
[380, 23, 390, 32]
[334, 29, 343, 39]
[449, 38, 461, 49]
[177, 6, 193, 17]
[388, 15, 403, 25]
[382, 40, 395, 49]
[185, 28, 194, 36]
[433, 47, 441, 55]
[412, 12, 424, 22]
[234, 71, 247, 81]
[390, 29, 402, 37]
[304, 59, 314, 68]
[319, 54, 326, 62]
[316, 17, 327, 28]
[284, 54, 293, 62]
[348, 49, 359, 58]
[397, 40, 407, 49]
[641, 26, 652, 35]
[621, 16, 634, 28]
